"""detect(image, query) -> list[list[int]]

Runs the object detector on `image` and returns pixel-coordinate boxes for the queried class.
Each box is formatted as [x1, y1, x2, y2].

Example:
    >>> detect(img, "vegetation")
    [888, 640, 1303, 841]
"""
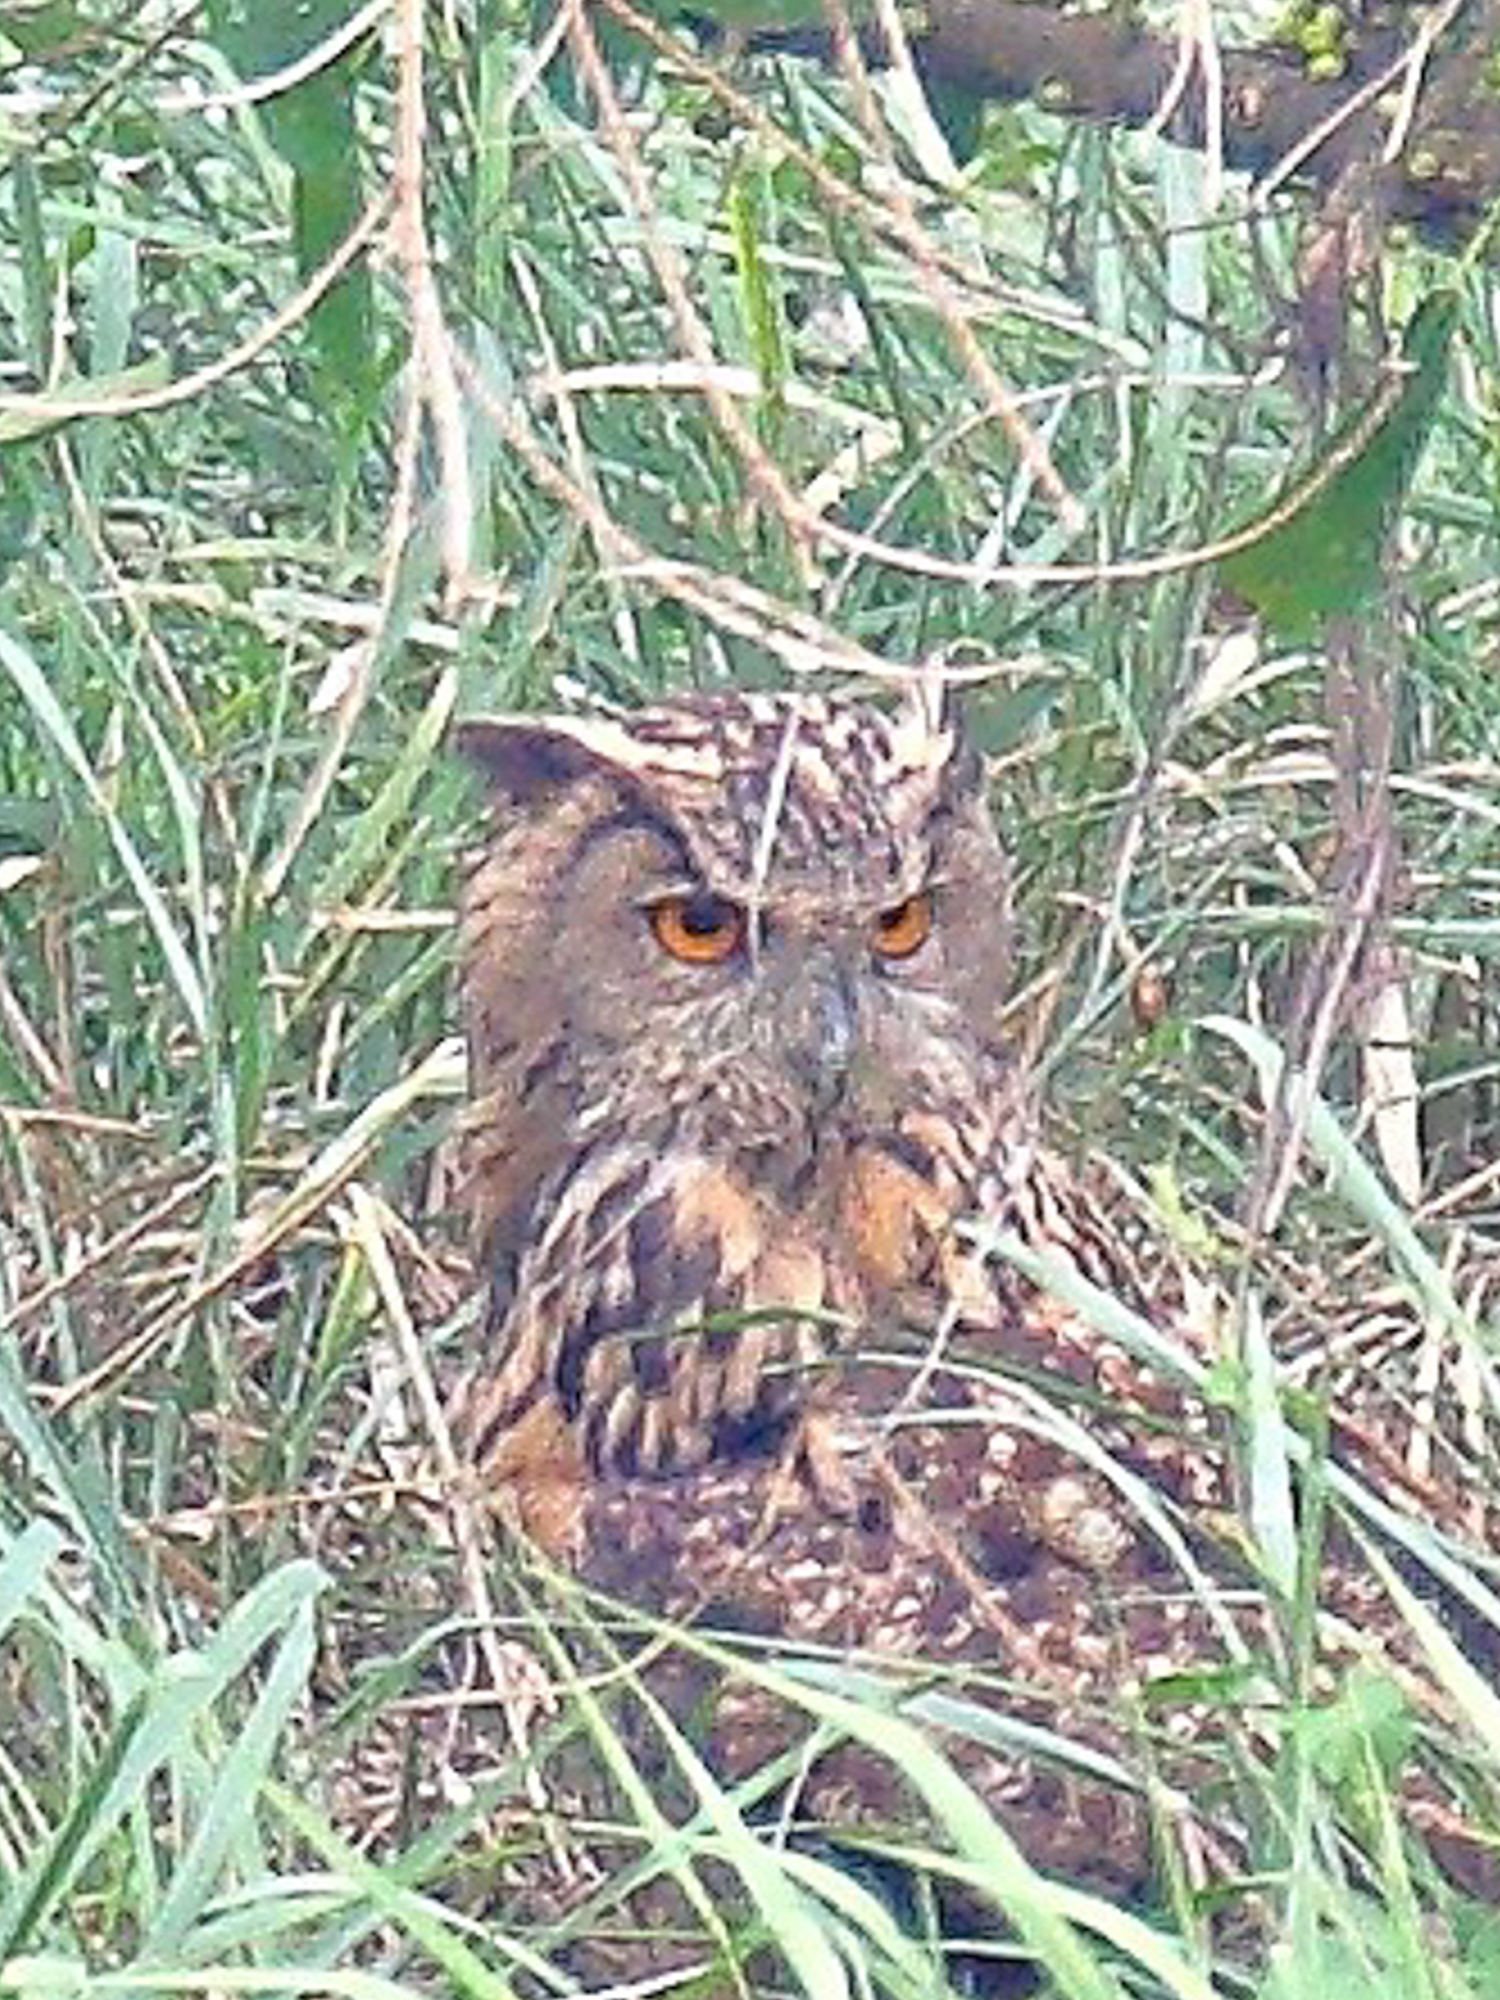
[1, 2, 1499, 1995]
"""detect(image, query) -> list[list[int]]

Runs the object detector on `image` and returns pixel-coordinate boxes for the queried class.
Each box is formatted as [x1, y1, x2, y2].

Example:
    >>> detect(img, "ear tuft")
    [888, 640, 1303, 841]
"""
[455, 715, 625, 804]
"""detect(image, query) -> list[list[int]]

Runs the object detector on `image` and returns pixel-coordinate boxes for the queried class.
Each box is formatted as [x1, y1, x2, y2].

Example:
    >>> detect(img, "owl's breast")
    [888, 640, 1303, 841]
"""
[833, 1138, 953, 1306]
[457, 1097, 999, 1546]
[742, 1105, 991, 1333]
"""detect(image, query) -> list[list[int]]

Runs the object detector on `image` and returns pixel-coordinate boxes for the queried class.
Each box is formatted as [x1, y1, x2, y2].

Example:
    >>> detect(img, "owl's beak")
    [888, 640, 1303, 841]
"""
[780, 954, 858, 1111]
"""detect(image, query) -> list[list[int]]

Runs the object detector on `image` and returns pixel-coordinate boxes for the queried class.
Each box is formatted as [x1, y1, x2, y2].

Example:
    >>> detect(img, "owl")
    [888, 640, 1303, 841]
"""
[450, 686, 1118, 1553]
[426, 689, 1500, 1925]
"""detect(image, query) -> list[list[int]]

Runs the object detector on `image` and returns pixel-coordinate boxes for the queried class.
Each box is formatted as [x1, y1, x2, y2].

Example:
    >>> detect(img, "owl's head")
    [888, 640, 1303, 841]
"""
[457, 690, 1011, 1142]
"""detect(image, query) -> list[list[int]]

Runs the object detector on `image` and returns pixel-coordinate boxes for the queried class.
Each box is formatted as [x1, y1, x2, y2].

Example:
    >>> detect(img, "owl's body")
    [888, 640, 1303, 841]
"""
[421, 687, 1500, 1921]
[452, 690, 1066, 1546]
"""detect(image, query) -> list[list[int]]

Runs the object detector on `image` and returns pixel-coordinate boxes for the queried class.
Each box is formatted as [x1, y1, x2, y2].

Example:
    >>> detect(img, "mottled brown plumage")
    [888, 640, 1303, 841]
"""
[439, 682, 1246, 1912]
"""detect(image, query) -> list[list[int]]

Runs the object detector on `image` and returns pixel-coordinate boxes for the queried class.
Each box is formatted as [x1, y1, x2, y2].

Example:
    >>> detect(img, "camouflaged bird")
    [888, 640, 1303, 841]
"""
[449, 688, 1144, 1553]
[321, 684, 1500, 1949]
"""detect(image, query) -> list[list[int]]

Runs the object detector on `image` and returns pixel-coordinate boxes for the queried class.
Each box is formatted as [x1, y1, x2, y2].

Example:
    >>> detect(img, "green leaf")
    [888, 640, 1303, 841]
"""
[141, 1597, 318, 1956]
[1217, 291, 1459, 636]
[0, 1563, 326, 1959]
[0, 1520, 66, 1641]
[10, 153, 50, 375]
[0, 1342, 138, 1616]
[206, 0, 376, 414]
[0, 2, 87, 57]
[727, 159, 789, 414]
[1288, 1660, 1412, 1790]
[925, 76, 986, 164]
[279, 75, 376, 411]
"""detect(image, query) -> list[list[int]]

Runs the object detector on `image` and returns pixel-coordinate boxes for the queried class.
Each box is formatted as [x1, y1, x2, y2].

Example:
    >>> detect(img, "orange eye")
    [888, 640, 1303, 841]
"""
[649, 892, 746, 965]
[873, 891, 933, 960]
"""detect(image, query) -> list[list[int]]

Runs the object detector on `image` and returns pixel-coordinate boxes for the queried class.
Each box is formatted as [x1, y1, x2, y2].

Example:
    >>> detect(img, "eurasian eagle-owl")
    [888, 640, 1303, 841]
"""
[448, 688, 1060, 1549]
[373, 684, 1500, 1924]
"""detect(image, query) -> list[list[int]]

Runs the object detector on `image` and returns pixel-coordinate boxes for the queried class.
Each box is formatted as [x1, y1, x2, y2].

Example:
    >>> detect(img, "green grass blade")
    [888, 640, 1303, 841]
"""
[0, 628, 207, 1038]
[141, 1597, 318, 1958]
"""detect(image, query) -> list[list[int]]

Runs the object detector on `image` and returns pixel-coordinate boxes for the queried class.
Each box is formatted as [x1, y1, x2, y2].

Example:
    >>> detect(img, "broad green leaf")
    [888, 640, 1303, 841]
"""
[1288, 1659, 1413, 1791]
[0, 2, 86, 56]
[0, 1520, 65, 1641]
[1218, 291, 1459, 635]
[266, 1785, 525, 2000]
[11, 153, 49, 375]
[0, 1341, 137, 1613]
[142, 1598, 317, 1955]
